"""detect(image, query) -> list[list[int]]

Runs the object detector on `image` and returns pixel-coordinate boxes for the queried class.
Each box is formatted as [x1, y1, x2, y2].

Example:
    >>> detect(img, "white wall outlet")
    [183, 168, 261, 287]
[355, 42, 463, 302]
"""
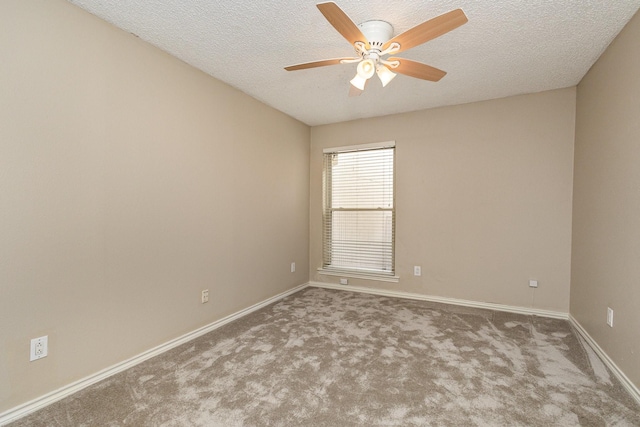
[30, 336, 48, 361]
[529, 280, 538, 288]
[290, 262, 296, 273]
[607, 307, 614, 327]
[201, 289, 209, 304]
[414, 266, 422, 276]
[339, 278, 348, 285]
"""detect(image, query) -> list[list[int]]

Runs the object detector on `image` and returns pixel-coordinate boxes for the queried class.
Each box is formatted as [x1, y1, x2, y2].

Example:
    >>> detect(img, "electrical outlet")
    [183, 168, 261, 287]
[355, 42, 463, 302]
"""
[30, 336, 48, 361]
[291, 262, 296, 273]
[529, 280, 538, 288]
[607, 307, 613, 327]
[340, 278, 348, 285]
[201, 289, 209, 304]
[414, 266, 422, 276]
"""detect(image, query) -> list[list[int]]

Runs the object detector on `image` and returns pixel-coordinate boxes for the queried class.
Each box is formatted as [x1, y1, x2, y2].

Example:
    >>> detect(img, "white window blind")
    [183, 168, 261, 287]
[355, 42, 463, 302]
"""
[322, 144, 395, 276]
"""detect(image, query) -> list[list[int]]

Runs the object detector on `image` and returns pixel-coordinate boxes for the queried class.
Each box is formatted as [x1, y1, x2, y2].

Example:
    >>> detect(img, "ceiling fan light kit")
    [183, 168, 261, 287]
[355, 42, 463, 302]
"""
[284, 2, 468, 95]
[347, 21, 399, 89]
[350, 58, 376, 89]
[376, 64, 396, 87]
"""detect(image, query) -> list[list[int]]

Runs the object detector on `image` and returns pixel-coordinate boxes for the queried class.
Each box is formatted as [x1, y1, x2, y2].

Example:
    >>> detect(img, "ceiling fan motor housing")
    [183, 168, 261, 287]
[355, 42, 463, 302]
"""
[358, 20, 394, 50]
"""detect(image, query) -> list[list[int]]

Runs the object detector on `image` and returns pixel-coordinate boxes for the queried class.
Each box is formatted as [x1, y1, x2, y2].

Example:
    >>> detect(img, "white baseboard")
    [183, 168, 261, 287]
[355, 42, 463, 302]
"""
[0, 283, 309, 426]
[6, 283, 636, 424]
[569, 315, 640, 405]
[309, 281, 568, 319]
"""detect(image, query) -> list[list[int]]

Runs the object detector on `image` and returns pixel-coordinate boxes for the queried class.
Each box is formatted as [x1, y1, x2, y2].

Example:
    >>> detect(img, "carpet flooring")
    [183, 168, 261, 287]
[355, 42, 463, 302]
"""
[8, 287, 640, 426]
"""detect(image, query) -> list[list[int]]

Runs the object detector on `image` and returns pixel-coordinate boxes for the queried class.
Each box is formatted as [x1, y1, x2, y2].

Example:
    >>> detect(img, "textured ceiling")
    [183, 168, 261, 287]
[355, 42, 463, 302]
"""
[67, 0, 640, 126]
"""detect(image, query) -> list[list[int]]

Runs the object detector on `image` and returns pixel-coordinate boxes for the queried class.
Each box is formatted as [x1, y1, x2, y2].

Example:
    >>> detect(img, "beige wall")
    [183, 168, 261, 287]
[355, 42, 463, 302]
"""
[0, 0, 309, 412]
[572, 10, 640, 387]
[311, 89, 576, 312]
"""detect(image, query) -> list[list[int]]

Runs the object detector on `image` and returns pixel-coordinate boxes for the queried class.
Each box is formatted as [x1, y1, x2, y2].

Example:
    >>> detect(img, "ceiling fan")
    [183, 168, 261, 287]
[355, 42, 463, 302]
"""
[285, 2, 468, 95]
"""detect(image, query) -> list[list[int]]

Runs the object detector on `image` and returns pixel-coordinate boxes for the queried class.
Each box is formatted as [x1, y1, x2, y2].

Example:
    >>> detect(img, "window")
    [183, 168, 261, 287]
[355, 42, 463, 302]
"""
[322, 142, 395, 278]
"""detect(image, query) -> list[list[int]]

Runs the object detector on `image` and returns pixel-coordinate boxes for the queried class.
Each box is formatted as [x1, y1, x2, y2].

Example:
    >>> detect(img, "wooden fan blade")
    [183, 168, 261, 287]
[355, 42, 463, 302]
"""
[388, 58, 447, 82]
[317, 2, 370, 49]
[348, 78, 369, 97]
[349, 83, 367, 96]
[348, 84, 363, 97]
[382, 9, 467, 54]
[285, 57, 357, 71]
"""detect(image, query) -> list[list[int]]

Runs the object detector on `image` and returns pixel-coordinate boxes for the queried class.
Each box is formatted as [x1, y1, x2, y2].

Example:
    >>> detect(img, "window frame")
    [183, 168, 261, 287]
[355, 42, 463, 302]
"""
[318, 141, 398, 282]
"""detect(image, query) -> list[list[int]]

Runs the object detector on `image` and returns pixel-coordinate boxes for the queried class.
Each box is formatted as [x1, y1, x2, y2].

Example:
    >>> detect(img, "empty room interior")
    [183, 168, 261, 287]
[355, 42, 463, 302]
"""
[1, 0, 640, 425]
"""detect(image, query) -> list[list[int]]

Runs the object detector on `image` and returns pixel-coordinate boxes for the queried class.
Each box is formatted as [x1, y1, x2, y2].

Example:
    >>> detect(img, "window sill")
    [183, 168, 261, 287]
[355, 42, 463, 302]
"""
[317, 268, 400, 283]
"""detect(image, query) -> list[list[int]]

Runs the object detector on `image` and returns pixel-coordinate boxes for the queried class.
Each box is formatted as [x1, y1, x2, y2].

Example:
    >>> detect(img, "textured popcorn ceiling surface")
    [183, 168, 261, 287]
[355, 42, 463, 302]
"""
[67, 0, 640, 126]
